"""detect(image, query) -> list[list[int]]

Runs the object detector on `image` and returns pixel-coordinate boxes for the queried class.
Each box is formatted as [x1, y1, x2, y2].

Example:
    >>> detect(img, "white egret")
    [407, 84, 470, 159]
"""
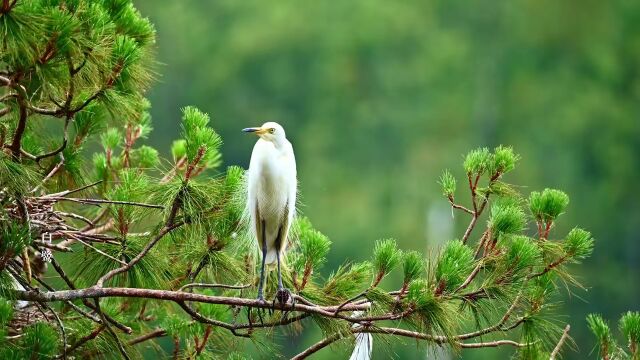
[243, 122, 297, 304]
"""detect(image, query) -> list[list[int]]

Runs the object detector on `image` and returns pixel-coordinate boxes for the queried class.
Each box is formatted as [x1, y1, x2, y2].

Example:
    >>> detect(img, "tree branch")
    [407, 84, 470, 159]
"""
[550, 324, 571, 359]
[291, 325, 526, 359]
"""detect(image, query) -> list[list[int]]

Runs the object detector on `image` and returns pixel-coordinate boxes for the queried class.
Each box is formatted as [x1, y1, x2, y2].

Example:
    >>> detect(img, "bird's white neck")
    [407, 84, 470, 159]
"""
[264, 137, 288, 151]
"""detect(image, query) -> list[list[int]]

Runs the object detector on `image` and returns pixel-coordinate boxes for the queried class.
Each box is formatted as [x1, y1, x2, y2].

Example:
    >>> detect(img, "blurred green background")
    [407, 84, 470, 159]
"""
[134, 0, 639, 358]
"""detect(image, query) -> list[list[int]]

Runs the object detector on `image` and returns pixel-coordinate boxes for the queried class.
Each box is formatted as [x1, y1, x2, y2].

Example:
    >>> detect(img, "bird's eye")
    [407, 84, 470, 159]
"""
[269, 128, 275, 134]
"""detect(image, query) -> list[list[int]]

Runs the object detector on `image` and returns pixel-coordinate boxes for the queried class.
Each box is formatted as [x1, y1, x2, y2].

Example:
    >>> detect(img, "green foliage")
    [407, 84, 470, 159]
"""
[131, 145, 160, 168]
[0, 221, 31, 256]
[0, 272, 15, 301]
[439, 169, 456, 197]
[406, 279, 456, 338]
[526, 272, 556, 306]
[435, 240, 474, 293]
[496, 235, 541, 283]
[73, 234, 169, 289]
[519, 310, 564, 360]
[322, 262, 371, 303]
[0, 298, 13, 326]
[463, 147, 491, 175]
[171, 139, 187, 161]
[291, 217, 332, 274]
[620, 311, 640, 356]
[488, 145, 519, 176]
[562, 227, 594, 262]
[402, 250, 424, 285]
[0, 156, 38, 194]
[22, 322, 59, 359]
[73, 106, 105, 143]
[587, 313, 615, 358]
[372, 238, 401, 283]
[100, 128, 123, 151]
[180, 106, 222, 168]
[489, 198, 526, 235]
[529, 189, 570, 223]
[161, 312, 193, 338]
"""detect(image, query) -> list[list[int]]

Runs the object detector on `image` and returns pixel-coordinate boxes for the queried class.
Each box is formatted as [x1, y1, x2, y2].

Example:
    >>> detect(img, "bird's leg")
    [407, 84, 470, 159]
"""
[257, 219, 267, 303]
[273, 225, 291, 310]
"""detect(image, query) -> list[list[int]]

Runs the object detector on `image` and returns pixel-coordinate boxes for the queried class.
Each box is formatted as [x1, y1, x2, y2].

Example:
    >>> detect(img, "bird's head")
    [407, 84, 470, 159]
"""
[242, 122, 286, 143]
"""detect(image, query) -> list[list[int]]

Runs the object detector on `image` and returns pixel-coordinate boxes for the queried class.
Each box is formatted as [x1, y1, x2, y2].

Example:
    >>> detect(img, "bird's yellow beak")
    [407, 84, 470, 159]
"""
[242, 127, 268, 135]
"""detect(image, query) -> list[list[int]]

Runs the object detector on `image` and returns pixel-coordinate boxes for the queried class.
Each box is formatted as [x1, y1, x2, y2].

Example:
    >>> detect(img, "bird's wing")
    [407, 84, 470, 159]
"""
[275, 201, 291, 252]
[253, 199, 263, 248]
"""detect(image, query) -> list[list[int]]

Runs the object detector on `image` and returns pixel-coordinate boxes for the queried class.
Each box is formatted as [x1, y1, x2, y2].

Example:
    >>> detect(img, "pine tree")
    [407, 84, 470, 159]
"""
[1, 1, 597, 359]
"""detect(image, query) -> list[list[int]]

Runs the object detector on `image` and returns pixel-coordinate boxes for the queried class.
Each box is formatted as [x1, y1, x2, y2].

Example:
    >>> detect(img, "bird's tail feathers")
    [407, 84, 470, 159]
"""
[349, 311, 372, 360]
[349, 332, 372, 360]
[264, 249, 280, 267]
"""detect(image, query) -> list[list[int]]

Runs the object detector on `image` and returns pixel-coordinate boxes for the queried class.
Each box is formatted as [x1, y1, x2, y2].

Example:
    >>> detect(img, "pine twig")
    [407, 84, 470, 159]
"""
[128, 328, 167, 346]
[178, 283, 251, 292]
[34, 196, 165, 209]
[550, 324, 571, 359]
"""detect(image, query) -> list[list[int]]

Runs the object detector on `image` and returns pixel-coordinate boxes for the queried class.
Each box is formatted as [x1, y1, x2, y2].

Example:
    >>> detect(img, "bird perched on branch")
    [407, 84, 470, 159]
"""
[243, 122, 297, 305]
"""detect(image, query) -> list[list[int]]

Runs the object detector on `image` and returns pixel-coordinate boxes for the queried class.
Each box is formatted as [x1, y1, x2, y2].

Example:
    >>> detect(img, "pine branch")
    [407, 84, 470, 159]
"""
[291, 325, 527, 359]
[178, 283, 251, 292]
[32, 196, 165, 209]
[128, 328, 167, 346]
[57, 325, 105, 358]
[550, 324, 571, 359]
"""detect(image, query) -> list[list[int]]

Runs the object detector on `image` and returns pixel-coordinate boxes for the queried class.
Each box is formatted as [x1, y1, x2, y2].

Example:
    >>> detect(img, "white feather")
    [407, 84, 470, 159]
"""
[246, 122, 297, 265]
[350, 312, 372, 360]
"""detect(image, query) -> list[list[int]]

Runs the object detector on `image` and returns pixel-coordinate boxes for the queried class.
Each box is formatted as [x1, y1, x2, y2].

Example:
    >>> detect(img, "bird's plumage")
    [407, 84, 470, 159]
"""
[246, 122, 297, 266]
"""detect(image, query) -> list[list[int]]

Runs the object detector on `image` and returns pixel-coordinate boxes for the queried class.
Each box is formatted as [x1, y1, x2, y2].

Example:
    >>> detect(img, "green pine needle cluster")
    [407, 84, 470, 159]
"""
[587, 314, 615, 358]
[402, 250, 424, 285]
[435, 240, 474, 294]
[372, 238, 402, 285]
[290, 217, 332, 279]
[563, 227, 594, 262]
[439, 169, 456, 197]
[406, 279, 457, 339]
[529, 188, 570, 223]
[180, 106, 222, 168]
[0, 299, 13, 327]
[0, 222, 31, 258]
[621, 311, 640, 358]
[322, 262, 372, 304]
[464, 145, 519, 178]
[496, 235, 541, 283]
[488, 145, 519, 175]
[489, 198, 527, 235]
[22, 322, 60, 359]
[589, 312, 640, 360]
[464, 147, 491, 176]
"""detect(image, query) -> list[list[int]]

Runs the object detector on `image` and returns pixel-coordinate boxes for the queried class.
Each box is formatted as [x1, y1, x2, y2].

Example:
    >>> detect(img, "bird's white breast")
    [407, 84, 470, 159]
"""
[247, 139, 297, 221]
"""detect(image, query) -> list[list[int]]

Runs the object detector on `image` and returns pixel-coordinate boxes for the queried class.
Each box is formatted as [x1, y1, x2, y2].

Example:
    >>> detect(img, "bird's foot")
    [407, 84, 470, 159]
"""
[257, 294, 267, 304]
[272, 287, 292, 311]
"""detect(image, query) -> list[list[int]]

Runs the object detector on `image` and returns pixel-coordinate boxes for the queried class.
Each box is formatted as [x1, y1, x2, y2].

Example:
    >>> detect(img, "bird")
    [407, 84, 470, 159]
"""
[243, 122, 297, 305]
[346, 312, 373, 360]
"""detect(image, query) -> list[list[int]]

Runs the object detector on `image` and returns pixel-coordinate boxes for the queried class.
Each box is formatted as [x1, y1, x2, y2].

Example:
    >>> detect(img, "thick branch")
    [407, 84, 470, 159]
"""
[14, 287, 369, 316]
